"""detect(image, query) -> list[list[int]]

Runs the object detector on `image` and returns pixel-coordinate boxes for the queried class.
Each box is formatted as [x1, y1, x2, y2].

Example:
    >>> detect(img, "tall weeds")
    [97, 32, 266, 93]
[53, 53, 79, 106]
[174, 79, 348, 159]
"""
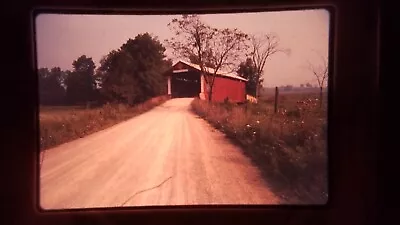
[191, 97, 328, 204]
[39, 95, 170, 150]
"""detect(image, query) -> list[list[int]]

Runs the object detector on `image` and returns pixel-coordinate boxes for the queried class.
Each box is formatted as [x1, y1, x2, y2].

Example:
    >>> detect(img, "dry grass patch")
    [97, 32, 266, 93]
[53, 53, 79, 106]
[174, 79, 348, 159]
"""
[191, 95, 328, 204]
[39, 95, 170, 150]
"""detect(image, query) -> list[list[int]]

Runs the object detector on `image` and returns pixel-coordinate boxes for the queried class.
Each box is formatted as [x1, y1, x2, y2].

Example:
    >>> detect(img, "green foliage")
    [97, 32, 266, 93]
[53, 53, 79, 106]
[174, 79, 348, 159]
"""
[38, 34, 170, 107]
[65, 55, 97, 105]
[98, 33, 171, 105]
[38, 67, 66, 105]
[237, 58, 260, 97]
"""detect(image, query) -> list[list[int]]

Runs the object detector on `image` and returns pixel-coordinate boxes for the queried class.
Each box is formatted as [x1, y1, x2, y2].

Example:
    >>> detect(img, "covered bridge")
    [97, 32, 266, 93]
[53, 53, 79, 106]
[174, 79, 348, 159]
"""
[164, 60, 248, 103]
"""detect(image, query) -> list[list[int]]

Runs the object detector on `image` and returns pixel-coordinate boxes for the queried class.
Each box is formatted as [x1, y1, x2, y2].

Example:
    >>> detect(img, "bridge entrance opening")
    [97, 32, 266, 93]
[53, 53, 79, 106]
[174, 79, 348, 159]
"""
[171, 71, 201, 98]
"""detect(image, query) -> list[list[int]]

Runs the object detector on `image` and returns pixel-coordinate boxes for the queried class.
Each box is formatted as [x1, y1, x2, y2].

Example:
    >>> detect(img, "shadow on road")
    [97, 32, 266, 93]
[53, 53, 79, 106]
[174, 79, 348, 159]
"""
[221, 133, 327, 205]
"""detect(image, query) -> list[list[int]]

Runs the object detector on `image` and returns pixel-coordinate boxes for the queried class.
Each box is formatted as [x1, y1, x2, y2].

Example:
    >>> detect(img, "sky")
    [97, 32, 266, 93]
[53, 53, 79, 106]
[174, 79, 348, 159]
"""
[35, 9, 330, 87]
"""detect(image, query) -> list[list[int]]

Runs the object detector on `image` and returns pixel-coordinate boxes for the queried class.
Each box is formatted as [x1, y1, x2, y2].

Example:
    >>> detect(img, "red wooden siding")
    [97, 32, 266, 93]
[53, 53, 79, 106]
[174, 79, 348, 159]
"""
[204, 75, 246, 103]
[167, 61, 247, 103]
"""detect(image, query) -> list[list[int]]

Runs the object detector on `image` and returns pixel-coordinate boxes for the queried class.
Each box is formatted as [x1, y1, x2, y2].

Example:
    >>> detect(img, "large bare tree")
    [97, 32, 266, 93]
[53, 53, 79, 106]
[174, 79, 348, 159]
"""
[249, 33, 290, 98]
[166, 15, 248, 101]
[306, 51, 328, 107]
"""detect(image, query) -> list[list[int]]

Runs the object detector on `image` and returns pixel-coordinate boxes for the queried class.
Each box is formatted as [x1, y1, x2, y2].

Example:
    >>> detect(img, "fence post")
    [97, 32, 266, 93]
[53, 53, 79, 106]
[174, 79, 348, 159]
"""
[320, 87, 323, 108]
[274, 86, 279, 114]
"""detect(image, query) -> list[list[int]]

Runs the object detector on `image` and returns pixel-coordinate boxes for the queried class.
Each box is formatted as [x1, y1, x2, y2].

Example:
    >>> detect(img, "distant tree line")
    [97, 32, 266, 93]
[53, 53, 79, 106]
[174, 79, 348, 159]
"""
[38, 33, 172, 106]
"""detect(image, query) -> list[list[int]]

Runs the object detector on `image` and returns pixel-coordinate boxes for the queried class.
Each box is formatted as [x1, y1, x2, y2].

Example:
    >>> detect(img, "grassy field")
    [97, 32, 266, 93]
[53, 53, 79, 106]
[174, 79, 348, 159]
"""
[39, 96, 170, 150]
[259, 87, 328, 109]
[191, 90, 328, 204]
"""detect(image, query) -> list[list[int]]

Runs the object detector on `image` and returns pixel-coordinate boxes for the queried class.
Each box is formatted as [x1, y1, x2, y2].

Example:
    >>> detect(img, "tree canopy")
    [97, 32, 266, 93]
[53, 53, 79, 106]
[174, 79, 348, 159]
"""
[166, 15, 249, 101]
[249, 33, 290, 98]
[306, 50, 328, 107]
[38, 33, 171, 106]
[38, 67, 66, 105]
[65, 55, 97, 105]
[188, 53, 215, 68]
[97, 33, 171, 105]
[237, 58, 259, 97]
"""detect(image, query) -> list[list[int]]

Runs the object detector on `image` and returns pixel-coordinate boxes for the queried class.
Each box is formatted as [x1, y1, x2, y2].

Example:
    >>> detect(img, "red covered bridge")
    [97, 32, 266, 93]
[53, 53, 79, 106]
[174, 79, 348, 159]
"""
[164, 60, 248, 103]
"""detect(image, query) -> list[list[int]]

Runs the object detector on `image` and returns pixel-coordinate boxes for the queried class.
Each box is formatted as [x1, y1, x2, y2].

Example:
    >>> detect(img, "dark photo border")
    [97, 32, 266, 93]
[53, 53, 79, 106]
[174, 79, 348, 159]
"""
[3, 0, 379, 225]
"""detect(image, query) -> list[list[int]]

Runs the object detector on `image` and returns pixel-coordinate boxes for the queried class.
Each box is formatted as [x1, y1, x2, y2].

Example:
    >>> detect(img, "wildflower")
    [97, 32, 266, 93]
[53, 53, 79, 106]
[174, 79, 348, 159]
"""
[246, 124, 251, 128]
[301, 121, 304, 124]
[256, 120, 260, 124]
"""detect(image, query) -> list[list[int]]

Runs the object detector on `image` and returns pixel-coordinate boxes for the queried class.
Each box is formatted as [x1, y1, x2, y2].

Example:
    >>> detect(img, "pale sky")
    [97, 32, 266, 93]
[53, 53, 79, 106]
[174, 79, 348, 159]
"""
[35, 10, 330, 87]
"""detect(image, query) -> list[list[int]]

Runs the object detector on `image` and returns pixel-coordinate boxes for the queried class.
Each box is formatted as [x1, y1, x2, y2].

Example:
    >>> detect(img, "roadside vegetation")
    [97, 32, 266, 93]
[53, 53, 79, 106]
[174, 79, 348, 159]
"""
[40, 96, 169, 150]
[191, 91, 328, 204]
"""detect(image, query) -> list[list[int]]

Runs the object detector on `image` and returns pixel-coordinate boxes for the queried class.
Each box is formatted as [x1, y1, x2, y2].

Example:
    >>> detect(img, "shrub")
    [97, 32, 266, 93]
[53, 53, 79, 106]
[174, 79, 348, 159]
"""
[286, 108, 301, 118]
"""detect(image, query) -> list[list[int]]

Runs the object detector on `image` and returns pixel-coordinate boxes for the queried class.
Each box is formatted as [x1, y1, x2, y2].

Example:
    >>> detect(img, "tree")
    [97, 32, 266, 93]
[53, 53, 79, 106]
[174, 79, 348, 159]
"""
[249, 33, 290, 98]
[98, 33, 170, 105]
[305, 82, 313, 88]
[65, 55, 96, 105]
[38, 67, 66, 105]
[188, 53, 215, 68]
[59, 69, 70, 89]
[237, 58, 259, 96]
[306, 51, 328, 107]
[300, 84, 304, 88]
[166, 15, 249, 101]
[158, 58, 173, 95]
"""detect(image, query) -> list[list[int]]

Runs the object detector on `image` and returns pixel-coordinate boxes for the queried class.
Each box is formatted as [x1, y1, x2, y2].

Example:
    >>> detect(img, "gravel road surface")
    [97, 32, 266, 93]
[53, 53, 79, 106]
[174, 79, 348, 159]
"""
[40, 98, 279, 209]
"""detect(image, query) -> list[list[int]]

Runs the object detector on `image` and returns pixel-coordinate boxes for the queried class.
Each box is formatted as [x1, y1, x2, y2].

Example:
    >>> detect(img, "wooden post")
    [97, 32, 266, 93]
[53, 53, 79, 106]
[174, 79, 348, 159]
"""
[167, 76, 171, 96]
[274, 86, 279, 113]
[320, 87, 323, 108]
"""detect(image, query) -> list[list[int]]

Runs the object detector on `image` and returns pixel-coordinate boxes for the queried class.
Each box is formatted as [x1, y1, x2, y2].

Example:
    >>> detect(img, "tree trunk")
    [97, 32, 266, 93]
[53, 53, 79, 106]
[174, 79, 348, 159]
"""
[319, 87, 323, 108]
[274, 86, 279, 113]
[206, 77, 214, 102]
[255, 84, 259, 99]
[208, 86, 213, 102]
[255, 74, 260, 99]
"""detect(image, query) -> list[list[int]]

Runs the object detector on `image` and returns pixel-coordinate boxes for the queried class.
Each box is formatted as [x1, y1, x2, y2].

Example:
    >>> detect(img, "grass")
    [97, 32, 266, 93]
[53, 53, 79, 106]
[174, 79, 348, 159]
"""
[39, 95, 170, 150]
[191, 91, 328, 204]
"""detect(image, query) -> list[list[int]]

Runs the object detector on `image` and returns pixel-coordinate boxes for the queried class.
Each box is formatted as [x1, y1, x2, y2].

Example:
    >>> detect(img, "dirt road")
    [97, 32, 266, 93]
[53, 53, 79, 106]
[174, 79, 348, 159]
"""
[40, 98, 280, 209]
